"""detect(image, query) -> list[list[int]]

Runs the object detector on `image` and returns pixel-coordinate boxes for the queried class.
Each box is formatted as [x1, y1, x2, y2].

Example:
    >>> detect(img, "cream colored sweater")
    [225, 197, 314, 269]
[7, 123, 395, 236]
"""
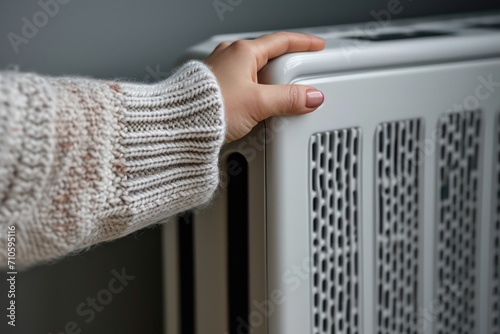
[0, 60, 225, 267]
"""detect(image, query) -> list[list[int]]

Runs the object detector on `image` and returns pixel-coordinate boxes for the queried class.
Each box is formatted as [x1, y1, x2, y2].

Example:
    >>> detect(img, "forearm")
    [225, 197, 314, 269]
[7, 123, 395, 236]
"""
[0, 60, 225, 268]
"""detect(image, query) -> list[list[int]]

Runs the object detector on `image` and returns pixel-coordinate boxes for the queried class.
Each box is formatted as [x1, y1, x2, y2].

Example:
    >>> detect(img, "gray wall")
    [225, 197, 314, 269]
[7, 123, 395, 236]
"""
[1, 0, 499, 333]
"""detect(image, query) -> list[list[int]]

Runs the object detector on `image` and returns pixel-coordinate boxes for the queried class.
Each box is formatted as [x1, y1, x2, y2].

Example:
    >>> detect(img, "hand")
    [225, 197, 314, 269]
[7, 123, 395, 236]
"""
[204, 32, 326, 143]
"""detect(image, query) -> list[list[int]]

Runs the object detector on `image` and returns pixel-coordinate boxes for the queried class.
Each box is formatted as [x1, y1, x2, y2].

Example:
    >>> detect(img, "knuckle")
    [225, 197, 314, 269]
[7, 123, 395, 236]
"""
[231, 39, 252, 51]
[252, 88, 267, 121]
[274, 31, 291, 39]
[217, 41, 231, 49]
[287, 85, 301, 111]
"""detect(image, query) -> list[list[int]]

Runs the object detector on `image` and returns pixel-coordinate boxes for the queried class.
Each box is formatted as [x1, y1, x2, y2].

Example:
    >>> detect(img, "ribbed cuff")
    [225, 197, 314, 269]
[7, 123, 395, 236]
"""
[114, 60, 226, 226]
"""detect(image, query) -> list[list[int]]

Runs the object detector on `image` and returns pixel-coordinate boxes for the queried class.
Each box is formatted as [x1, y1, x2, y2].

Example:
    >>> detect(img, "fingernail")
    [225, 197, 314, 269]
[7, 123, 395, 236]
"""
[306, 90, 324, 108]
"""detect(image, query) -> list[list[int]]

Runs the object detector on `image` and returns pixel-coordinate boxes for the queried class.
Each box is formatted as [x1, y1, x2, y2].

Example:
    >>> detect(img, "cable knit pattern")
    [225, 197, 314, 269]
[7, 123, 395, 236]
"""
[0, 60, 225, 267]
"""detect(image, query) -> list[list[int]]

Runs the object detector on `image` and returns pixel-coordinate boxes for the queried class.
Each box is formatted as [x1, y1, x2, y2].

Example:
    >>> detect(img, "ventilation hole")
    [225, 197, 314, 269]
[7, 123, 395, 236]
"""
[379, 130, 384, 153]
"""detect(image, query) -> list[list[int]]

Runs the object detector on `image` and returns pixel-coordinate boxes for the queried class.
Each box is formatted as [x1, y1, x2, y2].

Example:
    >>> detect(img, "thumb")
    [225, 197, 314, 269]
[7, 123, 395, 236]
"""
[256, 84, 324, 120]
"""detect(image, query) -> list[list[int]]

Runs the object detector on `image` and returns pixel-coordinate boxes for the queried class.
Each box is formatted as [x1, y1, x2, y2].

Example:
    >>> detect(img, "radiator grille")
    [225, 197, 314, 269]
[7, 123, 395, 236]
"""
[492, 112, 500, 334]
[310, 128, 361, 334]
[435, 110, 481, 334]
[375, 119, 422, 334]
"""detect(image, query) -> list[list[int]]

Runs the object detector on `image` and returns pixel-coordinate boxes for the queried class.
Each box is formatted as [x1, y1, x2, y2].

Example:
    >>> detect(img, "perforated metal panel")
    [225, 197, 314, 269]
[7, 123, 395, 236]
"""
[375, 119, 422, 334]
[435, 110, 481, 334]
[310, 129, 361, 334]
[492, 112, 500, 334]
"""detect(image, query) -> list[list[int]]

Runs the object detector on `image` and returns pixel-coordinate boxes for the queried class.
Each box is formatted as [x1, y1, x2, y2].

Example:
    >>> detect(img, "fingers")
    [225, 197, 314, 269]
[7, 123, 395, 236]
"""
[255, 32, 325, 58]
[208, 32, 325, 72]
[206, 41, 231, 59]
[252, 32, 326, 70]
[204, 32, 326, 142]
[255, 84, 324, 121]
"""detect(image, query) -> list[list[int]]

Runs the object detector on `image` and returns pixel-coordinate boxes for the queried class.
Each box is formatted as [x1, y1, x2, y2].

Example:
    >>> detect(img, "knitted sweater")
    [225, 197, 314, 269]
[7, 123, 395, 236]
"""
[0, 60, 225, 268]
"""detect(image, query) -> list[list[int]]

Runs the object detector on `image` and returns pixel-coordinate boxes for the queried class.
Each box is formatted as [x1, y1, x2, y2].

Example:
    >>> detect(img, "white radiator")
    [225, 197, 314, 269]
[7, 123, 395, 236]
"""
[163, 12, 500, 334]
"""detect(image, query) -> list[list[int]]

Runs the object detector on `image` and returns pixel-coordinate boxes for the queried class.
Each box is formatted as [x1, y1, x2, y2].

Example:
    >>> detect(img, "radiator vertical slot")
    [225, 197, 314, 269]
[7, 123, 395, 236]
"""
[435, 110, 482, 334]
[227, 153, 249, 334]
[310, 128, 361, 334]
[375, 119, 422, 334]
[492, 112, 500, 334]
[178, 212, 195, 334]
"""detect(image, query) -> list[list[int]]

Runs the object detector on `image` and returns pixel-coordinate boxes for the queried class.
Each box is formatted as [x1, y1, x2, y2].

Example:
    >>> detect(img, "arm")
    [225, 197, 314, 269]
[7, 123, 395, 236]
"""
[0, 32, 326, 268]
[0, 60, 225, 267]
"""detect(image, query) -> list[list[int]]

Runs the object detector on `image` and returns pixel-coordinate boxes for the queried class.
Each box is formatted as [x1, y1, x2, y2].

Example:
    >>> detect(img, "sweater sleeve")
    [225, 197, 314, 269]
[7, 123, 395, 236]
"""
[0, 60, 225, 268]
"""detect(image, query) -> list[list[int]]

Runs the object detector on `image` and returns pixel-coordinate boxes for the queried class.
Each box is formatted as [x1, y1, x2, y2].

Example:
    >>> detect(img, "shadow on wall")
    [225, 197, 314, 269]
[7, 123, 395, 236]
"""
[0, 227, 163, 334]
